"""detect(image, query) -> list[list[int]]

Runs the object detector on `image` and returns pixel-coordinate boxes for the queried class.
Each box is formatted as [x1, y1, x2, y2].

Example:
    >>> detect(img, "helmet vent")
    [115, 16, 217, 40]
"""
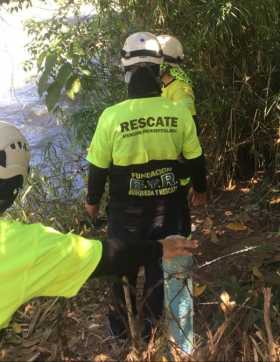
[18, 142, 22, 149]
[0, 151, 6, 167]
[10, 143, 16, 150]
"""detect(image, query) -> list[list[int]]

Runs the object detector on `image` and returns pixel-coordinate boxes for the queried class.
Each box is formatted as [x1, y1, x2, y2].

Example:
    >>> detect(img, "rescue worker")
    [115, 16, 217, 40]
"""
[85, 32, 207, 338]
[157, 35, 196, 117]
[158, 34, 206, 232]
[0, 121, 198, 330]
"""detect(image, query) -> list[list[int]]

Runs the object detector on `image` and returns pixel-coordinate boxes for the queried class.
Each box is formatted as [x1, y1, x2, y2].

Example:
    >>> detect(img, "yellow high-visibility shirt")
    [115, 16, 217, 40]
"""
[162, 79, 196, 116]
[0, 219, 102, 329]
[87, 96, 201, 169]
[86, 96, 201, 198]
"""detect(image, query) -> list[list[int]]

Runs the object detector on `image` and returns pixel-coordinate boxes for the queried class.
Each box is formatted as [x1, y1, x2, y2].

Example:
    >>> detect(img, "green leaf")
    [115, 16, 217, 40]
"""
[81, 69, 91, 76]
[38, 70, 49, 97]
[37, 52, 58, 97]
[45, 53, 57, 72]
[56, 63, 72, 86]
[37, 51, 47, 69]
[45, 63, 72, 111]
[45, 81, 62, 112]
[66, 76, 81, 100]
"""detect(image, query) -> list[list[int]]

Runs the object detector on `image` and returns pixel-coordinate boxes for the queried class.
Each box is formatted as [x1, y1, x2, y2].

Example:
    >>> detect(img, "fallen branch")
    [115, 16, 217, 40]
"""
[198, 245, 261, 269]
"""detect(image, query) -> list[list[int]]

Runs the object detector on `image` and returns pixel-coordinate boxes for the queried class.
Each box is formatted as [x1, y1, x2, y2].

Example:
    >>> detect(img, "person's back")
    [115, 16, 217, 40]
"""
[88, 95, 201, 204]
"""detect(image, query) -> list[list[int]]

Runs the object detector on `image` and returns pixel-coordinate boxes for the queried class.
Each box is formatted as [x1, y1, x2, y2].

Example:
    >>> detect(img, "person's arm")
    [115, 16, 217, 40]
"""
[85, 164, 108, 219]
[94, 238, 162, 277]
[24, 224, 198, 300]
[185, 154, 207, 206]
[86, 110, 112, 218]
[87, 164, 108, 205]
[184, 154, 207, 193]
[192, 115, 200, 135]
[181, 112, 207, 204]
[94, 236, 199, 277]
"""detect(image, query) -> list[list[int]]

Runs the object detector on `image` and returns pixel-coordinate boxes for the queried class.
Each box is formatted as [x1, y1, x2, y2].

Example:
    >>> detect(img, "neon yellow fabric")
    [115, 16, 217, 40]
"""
[162, 79, 196, 116]
[87, 96, 201, 168]
[179, 177, 190, 186]
[0, 219, 102, 329]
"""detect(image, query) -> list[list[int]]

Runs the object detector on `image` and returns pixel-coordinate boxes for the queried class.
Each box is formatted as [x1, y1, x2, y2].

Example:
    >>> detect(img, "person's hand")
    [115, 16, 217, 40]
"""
[191, 190, 207, 207]
[85, 202, 99, 221]
[159, 235, 199, 260]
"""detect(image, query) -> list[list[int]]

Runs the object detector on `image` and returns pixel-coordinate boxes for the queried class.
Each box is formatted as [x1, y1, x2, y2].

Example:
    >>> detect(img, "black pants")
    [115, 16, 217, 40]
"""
[107, 192, 191, 334]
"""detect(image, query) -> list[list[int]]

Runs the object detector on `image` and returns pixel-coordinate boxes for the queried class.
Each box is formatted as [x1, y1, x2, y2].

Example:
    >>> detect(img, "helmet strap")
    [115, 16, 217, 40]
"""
[0, 176, 23, 213]
[124, 70, 133, 84]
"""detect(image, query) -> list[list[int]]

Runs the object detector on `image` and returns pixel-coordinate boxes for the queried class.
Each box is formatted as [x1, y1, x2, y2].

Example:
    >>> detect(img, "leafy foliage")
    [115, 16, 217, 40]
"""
[0, 0, 32, 11]
[2, 4, 279, 360]
[24, 0, 280, 180]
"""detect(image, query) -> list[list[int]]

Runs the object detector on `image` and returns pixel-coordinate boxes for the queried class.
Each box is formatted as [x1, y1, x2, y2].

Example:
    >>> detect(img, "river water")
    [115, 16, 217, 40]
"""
[0, 3, 70, 165]
[0, 4, 87, 196]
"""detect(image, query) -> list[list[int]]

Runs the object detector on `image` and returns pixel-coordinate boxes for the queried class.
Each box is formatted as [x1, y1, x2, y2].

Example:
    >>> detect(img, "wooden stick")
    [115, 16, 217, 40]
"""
[263, 288, 276, 362]
[122, 276, 138, 347]
[198, 245, 260, 269]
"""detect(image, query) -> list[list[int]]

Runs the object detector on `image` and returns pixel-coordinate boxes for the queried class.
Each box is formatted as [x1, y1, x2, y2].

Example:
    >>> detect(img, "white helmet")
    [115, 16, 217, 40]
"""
[157, 35, 184, 65]
[121, 32, 162, 67]
[0, 121, 30, 182]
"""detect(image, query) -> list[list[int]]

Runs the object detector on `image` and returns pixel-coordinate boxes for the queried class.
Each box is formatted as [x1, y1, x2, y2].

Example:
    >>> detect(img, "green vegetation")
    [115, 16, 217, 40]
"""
[22, 0, 280, 183]
[0, 1, 279, 361]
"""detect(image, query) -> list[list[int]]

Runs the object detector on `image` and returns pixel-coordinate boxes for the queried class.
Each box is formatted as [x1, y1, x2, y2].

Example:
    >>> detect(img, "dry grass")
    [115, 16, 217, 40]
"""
[1, 280, 280, 361]
[1, 173, 279, 361]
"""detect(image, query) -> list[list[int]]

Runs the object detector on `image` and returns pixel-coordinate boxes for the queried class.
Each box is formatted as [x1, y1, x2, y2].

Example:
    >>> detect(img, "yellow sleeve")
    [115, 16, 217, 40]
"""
[182, 112, 202, 159]
[0, 220, 103, 329]
[27, 224, 103, 298]
[86, 110, 113, 168]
